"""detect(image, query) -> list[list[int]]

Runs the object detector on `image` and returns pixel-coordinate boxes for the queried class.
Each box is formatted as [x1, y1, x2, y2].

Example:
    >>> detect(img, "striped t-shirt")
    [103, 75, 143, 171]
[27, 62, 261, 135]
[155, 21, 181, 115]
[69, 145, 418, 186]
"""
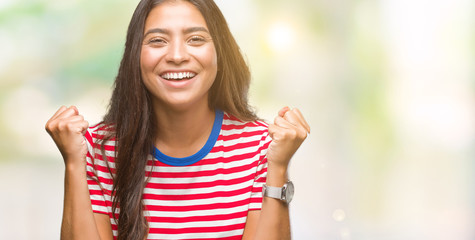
[85, 110, 270, 239]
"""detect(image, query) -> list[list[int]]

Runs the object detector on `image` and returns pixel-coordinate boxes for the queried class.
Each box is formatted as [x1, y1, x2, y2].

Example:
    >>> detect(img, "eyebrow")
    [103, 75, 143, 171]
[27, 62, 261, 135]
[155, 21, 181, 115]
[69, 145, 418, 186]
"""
[144, 27, 210, 37]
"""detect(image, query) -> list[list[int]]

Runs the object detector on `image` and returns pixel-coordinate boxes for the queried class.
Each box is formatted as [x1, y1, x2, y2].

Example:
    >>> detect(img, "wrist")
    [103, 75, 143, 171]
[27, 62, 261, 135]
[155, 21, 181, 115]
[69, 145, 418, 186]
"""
[64, 158, 87, 173]
[266, 163, 288, 187]
[262, 180, 295, 204]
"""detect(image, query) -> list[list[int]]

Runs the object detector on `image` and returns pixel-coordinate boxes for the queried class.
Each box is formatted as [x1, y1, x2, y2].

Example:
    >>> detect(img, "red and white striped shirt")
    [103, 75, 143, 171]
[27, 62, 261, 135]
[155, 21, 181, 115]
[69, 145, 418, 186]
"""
[85, 111, 270, 239]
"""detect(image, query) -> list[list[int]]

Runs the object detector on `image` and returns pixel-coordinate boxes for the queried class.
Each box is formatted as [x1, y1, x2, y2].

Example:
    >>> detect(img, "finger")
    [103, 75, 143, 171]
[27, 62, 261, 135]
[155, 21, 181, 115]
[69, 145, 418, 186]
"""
[56, 106, 80, 120]
[66, 115, 86, 124]
[283, 109, 310, 134]
[269, 120, 307, 142]
[79, 120, 89, 135]
[69, 105, 79, 115]
[291, 108, 311, 133]
[46, 106, 68, 131]
[283, 110, 308, 130]
[51, 114, 85, 134]
[278, 106, 290, 117]
[276, 115, 308, 137]
[65, 116, 89, 133]
[282, 110, 298, 124]
[274, 116, 294, 129]
[268, 123, 286, 140]
[50, 105, 68, 120]
[268, 123, 276, 139]
[278, 107, 307, 130]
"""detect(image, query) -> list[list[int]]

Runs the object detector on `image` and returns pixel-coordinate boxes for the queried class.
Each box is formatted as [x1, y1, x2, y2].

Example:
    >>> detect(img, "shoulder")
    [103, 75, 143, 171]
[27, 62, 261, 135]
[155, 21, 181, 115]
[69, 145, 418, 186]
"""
[84, 122, 116, 149]
[222, 112, 269, 132]
[221, 112, 271, 144]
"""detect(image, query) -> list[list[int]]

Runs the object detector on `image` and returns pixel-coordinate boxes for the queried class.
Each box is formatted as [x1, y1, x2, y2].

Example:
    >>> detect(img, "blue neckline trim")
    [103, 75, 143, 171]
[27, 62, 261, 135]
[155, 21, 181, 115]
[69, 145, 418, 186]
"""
[152, 110, 223, 166]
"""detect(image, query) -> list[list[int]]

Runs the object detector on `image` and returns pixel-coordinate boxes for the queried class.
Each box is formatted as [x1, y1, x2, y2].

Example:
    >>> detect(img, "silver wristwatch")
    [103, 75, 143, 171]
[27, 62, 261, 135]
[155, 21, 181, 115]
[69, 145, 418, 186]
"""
[262, 181, 294, 204]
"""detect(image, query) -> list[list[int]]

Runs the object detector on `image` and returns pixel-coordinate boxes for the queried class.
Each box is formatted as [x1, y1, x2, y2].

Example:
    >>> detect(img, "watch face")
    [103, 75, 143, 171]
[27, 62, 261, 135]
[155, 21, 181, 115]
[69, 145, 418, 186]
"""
[285, 181, 294, 203]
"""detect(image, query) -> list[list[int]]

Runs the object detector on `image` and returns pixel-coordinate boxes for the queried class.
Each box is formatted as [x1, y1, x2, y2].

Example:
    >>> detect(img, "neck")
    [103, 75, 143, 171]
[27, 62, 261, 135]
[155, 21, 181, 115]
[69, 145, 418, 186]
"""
[152, 101, 216, 158]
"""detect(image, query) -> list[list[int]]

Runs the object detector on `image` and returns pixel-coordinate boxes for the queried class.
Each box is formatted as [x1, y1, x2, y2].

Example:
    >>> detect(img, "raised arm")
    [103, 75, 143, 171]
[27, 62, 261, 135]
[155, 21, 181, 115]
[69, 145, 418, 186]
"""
[45, 106, 113, 240]
[243, 107, 310, 240]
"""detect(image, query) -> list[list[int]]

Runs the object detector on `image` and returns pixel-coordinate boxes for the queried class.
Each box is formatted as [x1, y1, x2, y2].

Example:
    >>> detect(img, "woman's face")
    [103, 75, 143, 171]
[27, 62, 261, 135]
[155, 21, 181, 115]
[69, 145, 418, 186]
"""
[140, 0, 218, 111]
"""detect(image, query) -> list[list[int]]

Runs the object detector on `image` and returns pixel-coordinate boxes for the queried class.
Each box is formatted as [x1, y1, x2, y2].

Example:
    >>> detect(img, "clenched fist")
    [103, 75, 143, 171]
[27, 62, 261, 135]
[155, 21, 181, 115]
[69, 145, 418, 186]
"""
[267, 107, 310, 170]
[45, 106, 89, 167]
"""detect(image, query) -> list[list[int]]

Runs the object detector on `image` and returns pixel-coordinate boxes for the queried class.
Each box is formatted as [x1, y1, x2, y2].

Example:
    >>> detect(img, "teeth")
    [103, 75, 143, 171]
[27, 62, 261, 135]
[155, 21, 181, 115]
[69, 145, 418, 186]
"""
[161, 72, 196, 80]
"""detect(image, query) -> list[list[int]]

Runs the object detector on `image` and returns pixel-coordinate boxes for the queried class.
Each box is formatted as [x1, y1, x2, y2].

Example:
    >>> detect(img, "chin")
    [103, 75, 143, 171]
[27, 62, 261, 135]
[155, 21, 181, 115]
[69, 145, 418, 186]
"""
[158, 98, 202, 112]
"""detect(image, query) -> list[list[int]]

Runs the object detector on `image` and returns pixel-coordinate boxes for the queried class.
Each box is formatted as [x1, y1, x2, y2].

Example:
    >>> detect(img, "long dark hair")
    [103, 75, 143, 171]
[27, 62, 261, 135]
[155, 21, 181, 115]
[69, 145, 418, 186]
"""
[100, 0, 257, 239]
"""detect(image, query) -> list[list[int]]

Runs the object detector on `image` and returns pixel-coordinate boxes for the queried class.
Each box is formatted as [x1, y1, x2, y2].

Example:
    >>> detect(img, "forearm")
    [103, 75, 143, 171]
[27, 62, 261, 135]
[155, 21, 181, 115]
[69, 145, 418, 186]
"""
[246, 107, 309, 240]
[61, 161, 101, 240]
[253, 165, 291, 240]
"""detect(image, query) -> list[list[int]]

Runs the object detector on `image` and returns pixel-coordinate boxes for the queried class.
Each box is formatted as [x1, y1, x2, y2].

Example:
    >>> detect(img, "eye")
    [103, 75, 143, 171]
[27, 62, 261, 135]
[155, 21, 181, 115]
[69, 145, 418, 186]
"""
[148, 37, 167, 46]
[187, 35, 206, 46]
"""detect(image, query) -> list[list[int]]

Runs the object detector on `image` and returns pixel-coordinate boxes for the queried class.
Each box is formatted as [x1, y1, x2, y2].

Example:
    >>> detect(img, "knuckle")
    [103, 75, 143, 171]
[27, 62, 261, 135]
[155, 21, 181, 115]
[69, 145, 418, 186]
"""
[57, 121, 68, 131]
[267, 125, 274, 133]
[272, 131, 283, 140]
[66, 122, 75, 130]
[284, 129, 297, 139]
[283, 111, 291, 118]
[297, 129, 307, 139]
[45, 121, 58, 132]
[290, 131, 298, 139]
[44, 122, 51, 131]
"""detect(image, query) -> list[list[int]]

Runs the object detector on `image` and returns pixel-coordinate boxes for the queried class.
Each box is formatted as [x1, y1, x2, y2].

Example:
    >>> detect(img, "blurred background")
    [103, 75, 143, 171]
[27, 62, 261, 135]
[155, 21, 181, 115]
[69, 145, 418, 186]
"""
[0, 0, 474, 239]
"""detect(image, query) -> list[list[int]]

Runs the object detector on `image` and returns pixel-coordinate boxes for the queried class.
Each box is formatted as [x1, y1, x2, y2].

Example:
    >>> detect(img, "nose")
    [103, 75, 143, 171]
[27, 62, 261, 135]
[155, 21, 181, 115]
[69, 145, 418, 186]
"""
[165, 40, 189, 64]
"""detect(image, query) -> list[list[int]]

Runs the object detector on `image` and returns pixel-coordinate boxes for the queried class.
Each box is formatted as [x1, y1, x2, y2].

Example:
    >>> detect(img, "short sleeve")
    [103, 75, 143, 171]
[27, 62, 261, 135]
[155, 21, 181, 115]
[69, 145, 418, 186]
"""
[85, 128, 110, 215]
[249, 131, 271, 211]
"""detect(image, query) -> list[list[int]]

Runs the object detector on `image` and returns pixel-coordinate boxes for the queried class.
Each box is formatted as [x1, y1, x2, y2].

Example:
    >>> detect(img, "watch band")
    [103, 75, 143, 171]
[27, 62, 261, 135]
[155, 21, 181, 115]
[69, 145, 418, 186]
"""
[262, 181, 294, 203]
[263, 185, 284, 199]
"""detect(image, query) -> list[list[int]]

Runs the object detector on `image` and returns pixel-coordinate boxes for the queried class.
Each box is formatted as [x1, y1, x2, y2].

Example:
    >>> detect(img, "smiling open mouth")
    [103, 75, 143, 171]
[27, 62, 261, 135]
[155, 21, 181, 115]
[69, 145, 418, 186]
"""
[161, 72, 196, 80]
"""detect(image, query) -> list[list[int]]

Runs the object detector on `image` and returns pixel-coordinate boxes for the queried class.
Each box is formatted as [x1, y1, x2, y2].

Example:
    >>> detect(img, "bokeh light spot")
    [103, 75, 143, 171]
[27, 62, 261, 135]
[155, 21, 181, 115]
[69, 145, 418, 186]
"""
[267, 22, 294, 53]
[333, 209, 346, 222]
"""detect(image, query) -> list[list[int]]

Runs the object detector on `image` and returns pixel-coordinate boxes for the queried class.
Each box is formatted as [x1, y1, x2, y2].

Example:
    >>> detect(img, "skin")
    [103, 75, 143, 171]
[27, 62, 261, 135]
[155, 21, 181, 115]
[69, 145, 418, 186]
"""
[243, 107, 310, 240]
[45, 1, 310, 240]
[140, 1, 218, 157]
[140, 1, 218, 113]
[45, 106, 110, 240]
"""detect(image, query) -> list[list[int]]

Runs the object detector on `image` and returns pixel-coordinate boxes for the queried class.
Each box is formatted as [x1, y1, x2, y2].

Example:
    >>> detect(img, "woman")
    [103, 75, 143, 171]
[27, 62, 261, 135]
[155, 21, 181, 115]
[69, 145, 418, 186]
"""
[45, 0, 310, 239]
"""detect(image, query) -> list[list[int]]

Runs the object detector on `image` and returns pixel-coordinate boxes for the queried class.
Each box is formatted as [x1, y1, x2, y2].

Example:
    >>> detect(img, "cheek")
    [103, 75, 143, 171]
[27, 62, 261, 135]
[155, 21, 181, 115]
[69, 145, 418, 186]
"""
[141, 48, 160, 73]
[210, 47, 218, 69]
[212, 54, 217, 71]
[192, 44, 217, 69]
[203, 46, 218, 75]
